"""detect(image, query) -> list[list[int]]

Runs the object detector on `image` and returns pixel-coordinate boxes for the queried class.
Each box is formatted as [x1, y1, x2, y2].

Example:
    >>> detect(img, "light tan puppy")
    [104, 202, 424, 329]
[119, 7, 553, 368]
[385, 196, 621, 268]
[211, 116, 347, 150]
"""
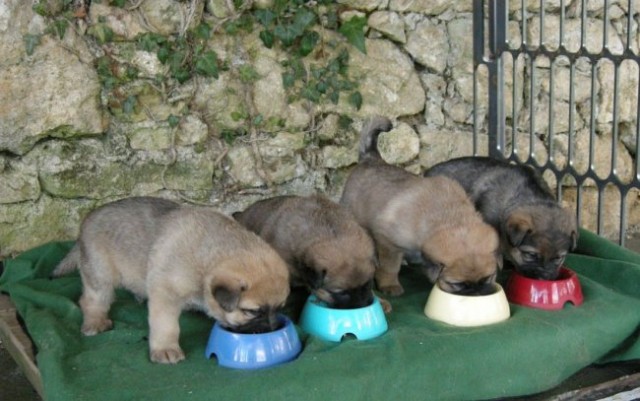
[53, 197, 290, 364]
[340, 117, 502, 297]
[233, 195, 377, 309]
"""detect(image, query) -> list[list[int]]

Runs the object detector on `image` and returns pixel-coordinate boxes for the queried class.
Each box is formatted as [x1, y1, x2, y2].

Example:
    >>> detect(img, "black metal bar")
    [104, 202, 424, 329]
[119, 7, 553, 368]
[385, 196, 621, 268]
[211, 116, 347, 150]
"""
[487, 0, 508, 158]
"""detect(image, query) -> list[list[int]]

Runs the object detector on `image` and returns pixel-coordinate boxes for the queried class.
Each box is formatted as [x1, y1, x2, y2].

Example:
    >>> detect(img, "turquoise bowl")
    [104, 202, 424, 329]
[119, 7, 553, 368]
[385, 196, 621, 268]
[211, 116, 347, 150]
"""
[298, 295, 388, 342]
[205, 315, 301, 369]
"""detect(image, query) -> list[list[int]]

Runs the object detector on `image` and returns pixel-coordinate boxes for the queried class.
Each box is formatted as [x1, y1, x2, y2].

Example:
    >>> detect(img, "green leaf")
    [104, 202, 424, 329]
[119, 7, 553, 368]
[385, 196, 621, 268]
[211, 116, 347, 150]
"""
[235, 14, 254, 32]
[193, 22, 212, 41]
[253, 114, 264, 126]
[348, 91, 363, 110]
[51, 19, 69, 40]
[173, 68, 191, 83]
[292, 8, 316, 33]
[299, 31, 319, 57]
[239, 65, 259, 83]
[329, 90, 339, 105]
[254, 9, 276, 27]
[221, 130, 236, 145]
[168, 114, 181, 128]
[324, 9, 339, 30]
[339, 16, 367, 54]
[230, 111, 246, 122]
[273, 24, 298, 47]
[111, 0, 126, 7]
[301, 85, 321, 102]
[282, 72, 295, 88]
[32, 3, 48, 16]
[291, 59, 306, 80]
[316, 81, 328, 94]
[167, 50, 186, 72]
[123, 96, 137, 114]
[137, 33, 166, 52]
[156, 46, 171, 64]
[338, 115, 353, 129]
[259, 30, 274, 48]
[195, 51, 219, 79]
[23, 34, 41, 56]
[88, 23, 114, 44]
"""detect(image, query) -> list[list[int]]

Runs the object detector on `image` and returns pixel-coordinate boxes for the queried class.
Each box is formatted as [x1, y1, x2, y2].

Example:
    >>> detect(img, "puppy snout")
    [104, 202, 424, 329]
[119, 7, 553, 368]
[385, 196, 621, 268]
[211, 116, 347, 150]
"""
[324, 281, 374, 309]
[441, 280, 496, 296]
[228, 312, 280, 334]
[519, 266, 560, 280]
[267, 312, 279, 331]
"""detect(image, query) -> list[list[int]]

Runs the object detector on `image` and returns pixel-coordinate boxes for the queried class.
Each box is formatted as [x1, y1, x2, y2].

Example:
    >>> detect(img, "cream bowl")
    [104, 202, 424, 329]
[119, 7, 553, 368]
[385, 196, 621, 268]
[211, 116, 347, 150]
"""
[424, 283, 510, 327]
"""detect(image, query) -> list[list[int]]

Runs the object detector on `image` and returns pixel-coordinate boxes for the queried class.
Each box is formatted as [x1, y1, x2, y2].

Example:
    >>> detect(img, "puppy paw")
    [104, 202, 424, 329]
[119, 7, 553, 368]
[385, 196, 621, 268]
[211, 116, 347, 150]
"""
[150, 347, 185, 364]
[378, 297, 393, 314]
[378, 284, 404, 297]
[81, 319, 113, 336]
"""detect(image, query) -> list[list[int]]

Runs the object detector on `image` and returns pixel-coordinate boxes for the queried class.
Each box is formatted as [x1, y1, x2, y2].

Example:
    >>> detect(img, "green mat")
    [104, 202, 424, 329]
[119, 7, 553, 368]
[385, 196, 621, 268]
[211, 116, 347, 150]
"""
[1, 228, 639, 401]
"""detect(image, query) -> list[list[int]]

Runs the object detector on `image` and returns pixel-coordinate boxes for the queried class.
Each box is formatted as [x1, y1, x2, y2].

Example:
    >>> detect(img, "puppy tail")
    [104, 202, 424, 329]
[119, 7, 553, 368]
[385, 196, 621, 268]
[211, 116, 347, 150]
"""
[359, 116, 393, 161]
[51, 244, 80, 277]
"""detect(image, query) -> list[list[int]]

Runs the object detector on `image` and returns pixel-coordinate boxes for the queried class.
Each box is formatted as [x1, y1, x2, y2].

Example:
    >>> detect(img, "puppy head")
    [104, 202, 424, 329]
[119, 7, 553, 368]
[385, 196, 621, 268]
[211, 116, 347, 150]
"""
[298, 235, 377, 309]
[205, 254, 290, 334]
[423, 223, 502, 296]
[503, 206, 577, 280]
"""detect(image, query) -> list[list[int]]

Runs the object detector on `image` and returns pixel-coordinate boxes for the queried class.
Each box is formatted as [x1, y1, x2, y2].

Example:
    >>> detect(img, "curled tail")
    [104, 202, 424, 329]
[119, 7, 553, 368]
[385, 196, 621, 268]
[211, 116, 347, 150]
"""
[358, 116, 393, 161]
[51, 244, 80, 277]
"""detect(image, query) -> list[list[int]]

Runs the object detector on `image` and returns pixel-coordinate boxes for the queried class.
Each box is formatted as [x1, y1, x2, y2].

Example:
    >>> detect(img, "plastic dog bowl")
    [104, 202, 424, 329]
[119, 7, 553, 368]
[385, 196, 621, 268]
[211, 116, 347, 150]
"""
[505, 266, 584, 310]
[205, 315, 301, 369]
[424, 284, 510, 327]
[298, 295, 388, 342]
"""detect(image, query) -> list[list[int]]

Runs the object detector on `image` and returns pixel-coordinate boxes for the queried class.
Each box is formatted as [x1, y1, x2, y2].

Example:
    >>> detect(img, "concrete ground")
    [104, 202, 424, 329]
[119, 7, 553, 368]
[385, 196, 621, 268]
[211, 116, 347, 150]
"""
[1, 240, 639, 401]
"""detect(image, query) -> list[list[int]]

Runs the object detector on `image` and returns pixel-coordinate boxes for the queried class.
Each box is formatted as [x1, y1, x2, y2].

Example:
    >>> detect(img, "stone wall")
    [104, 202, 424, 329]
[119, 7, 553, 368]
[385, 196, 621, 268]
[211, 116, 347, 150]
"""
[1, 0, 639, 258]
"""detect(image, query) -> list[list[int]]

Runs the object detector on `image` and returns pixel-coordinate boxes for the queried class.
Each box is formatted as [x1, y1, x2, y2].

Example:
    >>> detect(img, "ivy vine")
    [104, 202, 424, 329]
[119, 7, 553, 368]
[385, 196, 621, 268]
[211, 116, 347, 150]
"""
[23, 0, 367, 122]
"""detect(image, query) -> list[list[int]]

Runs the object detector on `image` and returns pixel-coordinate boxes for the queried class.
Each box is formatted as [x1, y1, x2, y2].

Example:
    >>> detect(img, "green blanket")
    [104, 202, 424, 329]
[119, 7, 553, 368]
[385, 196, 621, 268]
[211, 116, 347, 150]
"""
[1, 228, 639, 401]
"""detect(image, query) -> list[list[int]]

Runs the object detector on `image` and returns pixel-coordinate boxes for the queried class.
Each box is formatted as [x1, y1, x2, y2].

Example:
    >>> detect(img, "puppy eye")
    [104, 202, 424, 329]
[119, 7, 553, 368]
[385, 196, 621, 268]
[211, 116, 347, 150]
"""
[444, 281, 465, 292]
[521, 251, 538, 261]
[241, 308, 261, 317]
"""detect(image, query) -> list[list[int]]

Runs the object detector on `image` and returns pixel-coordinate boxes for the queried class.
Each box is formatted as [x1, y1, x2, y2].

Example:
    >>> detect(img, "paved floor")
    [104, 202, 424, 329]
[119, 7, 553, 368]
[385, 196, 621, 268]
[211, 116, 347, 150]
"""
[1, 239, 639, 401]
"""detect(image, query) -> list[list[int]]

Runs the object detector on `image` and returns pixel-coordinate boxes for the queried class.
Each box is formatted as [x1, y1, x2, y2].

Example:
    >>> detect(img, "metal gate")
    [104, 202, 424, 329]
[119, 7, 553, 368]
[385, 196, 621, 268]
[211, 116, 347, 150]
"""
[474, 0, 640, 246]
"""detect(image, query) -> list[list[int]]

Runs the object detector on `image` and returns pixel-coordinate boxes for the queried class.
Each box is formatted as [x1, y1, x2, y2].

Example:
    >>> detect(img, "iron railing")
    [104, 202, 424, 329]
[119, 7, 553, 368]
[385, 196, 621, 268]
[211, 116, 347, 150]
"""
[474, 0, 640, 246]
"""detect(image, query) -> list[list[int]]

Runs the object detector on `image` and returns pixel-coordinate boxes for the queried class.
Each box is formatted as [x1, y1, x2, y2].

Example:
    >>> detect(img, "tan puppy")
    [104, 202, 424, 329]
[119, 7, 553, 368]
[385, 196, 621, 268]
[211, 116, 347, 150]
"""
[233, 195, 377, 309]
[340, 117, 502, 296]
[53, 197, 290, 364]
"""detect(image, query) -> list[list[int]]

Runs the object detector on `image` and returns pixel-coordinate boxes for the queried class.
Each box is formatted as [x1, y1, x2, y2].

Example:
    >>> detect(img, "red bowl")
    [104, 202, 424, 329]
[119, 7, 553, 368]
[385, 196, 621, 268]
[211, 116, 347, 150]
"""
[505, 266, 584, 310]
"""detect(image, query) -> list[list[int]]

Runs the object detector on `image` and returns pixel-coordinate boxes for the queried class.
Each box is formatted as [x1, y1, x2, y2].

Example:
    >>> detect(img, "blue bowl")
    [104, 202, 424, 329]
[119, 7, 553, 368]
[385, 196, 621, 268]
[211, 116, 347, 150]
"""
[298, 295, 388, 342]
[205, 315, 301, 369]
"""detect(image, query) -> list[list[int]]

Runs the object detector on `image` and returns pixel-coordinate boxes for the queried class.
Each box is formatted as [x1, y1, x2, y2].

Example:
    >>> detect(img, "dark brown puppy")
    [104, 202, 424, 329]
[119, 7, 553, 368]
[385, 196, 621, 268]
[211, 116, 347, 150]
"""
[53, 197, 290, 364]
[425, 156, 578, 280]
[340, 117, 501, 297]
[233, 195, 377, 309]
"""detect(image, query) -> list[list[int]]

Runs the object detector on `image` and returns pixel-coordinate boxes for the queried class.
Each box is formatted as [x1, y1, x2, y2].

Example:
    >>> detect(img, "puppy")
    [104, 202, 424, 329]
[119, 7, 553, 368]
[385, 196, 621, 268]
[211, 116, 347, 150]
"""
[340, 117, 502, 296]
[233, 195, 377, 309]
[52, 196, 290, 364]
[425, 156, 578, 280]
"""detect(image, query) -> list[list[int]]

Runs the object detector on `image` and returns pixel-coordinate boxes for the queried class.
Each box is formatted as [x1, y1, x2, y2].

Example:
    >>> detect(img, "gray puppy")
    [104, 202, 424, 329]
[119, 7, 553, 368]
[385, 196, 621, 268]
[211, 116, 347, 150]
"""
[341, 117, 502, 297]
[233, 195, 377, 309]
[53, 197, 290, 364]
[425, 156, 578, 280]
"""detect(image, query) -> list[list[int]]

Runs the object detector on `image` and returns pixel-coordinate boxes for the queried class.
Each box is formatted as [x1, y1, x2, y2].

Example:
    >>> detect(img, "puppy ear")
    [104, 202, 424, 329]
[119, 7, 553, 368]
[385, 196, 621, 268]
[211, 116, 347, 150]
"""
[297, 254, 326, 290]
[570, 230, 578, 251]
[496, 251, 504, 270]
[212, 284, 246, 312]
[505, 212, 533, 247]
